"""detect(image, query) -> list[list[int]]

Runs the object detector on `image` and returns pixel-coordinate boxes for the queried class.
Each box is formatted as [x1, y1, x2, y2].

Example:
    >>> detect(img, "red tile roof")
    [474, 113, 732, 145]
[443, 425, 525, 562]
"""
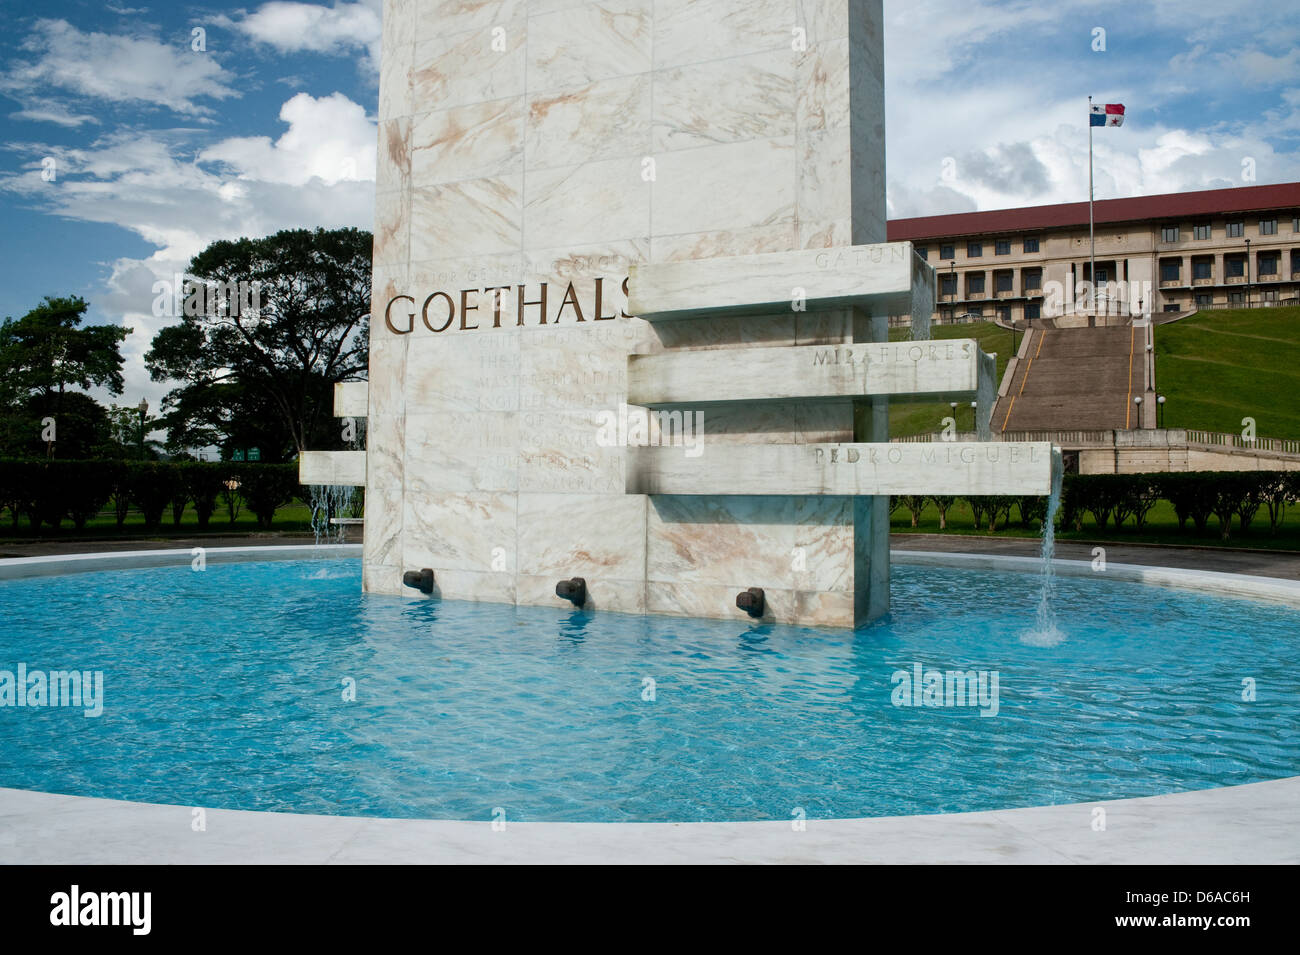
[887, 182, 1300, 242]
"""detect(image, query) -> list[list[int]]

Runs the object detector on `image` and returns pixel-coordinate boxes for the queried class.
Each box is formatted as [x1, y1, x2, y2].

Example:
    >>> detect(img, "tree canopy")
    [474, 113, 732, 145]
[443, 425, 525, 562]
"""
[0, 296, 129, 458]
[145, 227, 371, 459]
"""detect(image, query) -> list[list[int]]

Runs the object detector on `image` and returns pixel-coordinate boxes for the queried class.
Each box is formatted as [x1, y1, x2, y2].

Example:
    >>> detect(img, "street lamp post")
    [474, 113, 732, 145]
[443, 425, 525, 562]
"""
[1157, 394, 1166, 429]
[1133, 394, 1142, 430]
[1245, 237, 1251, 309]
[136, 398, 149, 458]
[970, 400, 978, 433]
[949, 260, 956, 323]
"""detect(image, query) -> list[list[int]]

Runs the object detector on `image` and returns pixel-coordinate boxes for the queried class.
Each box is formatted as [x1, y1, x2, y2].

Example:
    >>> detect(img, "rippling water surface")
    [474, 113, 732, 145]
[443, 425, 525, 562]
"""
[1, 559, 1296, 821]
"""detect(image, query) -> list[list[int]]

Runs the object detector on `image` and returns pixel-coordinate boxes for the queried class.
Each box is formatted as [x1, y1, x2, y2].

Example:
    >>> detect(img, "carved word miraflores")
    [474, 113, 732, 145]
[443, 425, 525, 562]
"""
[385, 277, 632, 335]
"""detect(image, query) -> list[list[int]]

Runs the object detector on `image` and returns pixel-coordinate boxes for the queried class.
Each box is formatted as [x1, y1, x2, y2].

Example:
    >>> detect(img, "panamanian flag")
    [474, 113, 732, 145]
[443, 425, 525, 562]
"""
[1090, 103, 1125, 127]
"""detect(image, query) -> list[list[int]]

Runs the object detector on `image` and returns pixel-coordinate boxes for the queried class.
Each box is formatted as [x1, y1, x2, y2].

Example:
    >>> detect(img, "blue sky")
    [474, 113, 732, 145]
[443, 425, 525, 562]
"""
[1, 0, 1298, 408]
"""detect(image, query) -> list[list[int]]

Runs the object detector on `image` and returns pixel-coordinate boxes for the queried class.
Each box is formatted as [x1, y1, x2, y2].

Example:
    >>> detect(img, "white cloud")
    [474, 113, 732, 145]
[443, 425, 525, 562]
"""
[9, 105, 100, 128]
[220, 1, 383, 73]
[0, 18, 238, 118]
[882, 0, 1300, 217]
[200, 92, 376, 186]
[0, 92, 377, 411]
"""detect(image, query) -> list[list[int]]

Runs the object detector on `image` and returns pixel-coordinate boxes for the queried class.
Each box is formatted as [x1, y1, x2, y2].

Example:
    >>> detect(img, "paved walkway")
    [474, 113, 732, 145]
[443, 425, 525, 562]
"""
[892, 533, 1300, 581]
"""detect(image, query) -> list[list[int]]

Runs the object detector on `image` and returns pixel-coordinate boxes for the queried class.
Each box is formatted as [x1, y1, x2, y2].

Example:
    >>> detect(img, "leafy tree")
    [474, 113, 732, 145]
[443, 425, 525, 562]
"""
[0, 296, 128, 458]
[145, 227, 370, 459]
[104, 403, 166, 460]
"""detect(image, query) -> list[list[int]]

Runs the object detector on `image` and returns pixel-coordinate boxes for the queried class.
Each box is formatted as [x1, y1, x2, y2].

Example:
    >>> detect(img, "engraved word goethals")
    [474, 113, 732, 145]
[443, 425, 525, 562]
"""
[384, 277, 632, 335]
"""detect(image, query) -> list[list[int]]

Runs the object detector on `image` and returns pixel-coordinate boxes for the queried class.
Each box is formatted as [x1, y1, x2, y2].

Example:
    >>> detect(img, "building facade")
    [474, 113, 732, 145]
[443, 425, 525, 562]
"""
[887, 182, 1300, 325]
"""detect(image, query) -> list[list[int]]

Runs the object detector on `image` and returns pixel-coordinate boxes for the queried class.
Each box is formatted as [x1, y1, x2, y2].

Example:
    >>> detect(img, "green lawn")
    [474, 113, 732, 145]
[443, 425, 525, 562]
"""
[887, 321, 1018, 437]
[1156, 306, 1300, 439]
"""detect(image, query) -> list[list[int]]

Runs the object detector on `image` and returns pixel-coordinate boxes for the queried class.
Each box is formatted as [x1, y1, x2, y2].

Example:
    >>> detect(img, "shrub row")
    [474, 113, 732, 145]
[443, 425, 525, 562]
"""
[1060, 472, 1300, 540]
[0, 461, 300, 533]
[893, 470, 1300, 540]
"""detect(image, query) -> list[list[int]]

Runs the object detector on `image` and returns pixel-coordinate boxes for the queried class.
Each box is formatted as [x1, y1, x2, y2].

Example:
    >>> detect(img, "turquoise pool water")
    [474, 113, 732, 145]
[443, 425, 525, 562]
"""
[1, 558, 1296, 822]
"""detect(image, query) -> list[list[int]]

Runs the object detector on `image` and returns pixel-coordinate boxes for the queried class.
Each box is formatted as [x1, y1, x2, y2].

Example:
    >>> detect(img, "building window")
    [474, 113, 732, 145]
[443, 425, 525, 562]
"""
[1193, 223, 1212, 240]
[1025, 303, 1041, 320]
[1229, 291, 1245, 305]
[967, 273, 986, 294]
[1293, 217, 1299, 233]
[1023, 268, 1042, 290]
[1192, 260, 1212, 280]
[1023, 237, 1040, 253]
[1161, 226, 1180, 243]
[1227, 221, 1244, 238]
[1195, 293, 1213, 306]
[940, 274, 957, 296]
[1258, 253, 1279, 275]
[1163, 303, 1181, 313]
[1262, 288, 1278, 302]
[940, 244, 955, 260]
[997, 306, 1011, 322]
[1226, 256, 1245, 277]
[995, 271, 1014, 292]
[1093, 267, 1109, 284]
[1160, 260, 1181, 282]
[967, 241, 983, 257]
[940, 306, 955, 323]
[966, 305, 984, 318]
[995, 240, 1011, 255]
[1260, 219, 1278, 236]
[916, 246, 928, 260]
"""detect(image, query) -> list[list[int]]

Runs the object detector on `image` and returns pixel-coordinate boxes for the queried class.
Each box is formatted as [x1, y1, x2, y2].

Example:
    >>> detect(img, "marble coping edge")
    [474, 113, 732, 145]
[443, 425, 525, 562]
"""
[0, 544, 362, 580]
[0, 775, 1295, 864]
[893, 549, 1300, 609]
[3, 546, 1298, 612]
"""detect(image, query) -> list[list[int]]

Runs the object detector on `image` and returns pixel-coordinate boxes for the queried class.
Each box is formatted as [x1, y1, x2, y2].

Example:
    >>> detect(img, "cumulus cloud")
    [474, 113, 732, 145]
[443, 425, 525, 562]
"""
[0, 18, 238, 118]
[883, 0, 1300, 217]
[0, 92, 377, 409]
[200, 92, 376, 185]
[219, 1, 383, 73]
[956, 142, 1053, 196]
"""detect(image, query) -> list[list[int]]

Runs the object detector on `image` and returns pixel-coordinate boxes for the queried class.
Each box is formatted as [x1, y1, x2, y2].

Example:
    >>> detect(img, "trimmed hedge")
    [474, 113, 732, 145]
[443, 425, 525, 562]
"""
[0, 460, 302, 534]
[909, 470, 1300, 539]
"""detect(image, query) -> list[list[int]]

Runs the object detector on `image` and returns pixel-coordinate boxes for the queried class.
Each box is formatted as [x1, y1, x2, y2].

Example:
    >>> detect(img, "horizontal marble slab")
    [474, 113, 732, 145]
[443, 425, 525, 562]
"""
[299, 451, 367, 487]
[627, 242, 928, 321]
[628, 442, 1057, 496]
[334, 382, 369, 418]
[629, 339, 987, 405]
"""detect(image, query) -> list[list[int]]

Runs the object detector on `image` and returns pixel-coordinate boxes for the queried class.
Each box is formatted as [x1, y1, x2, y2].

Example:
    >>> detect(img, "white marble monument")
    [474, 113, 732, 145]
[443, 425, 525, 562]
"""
[299, 0, 1054, 627]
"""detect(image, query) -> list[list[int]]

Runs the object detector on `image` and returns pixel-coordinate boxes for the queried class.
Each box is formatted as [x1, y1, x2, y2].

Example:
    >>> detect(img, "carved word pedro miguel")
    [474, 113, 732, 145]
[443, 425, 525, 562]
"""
[385, 277, 632, 335]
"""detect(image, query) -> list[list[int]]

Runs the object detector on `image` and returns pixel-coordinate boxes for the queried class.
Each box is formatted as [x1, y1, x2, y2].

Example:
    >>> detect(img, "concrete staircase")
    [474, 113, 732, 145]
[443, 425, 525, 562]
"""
[992, 325, 1144, 432]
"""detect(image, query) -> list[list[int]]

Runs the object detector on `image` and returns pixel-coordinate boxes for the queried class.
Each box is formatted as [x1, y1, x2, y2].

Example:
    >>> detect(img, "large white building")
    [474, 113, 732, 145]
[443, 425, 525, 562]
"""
[888, 182, 1300, 324]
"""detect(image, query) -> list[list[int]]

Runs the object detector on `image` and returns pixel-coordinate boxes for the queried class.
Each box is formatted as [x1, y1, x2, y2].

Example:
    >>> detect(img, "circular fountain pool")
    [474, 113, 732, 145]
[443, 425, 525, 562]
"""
[0, 558, 1296, 822]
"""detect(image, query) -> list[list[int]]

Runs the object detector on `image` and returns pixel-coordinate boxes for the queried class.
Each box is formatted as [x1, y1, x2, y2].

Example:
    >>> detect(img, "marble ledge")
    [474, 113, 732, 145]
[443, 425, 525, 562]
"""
[299, 451, 367, 488]
[628, 442, 1057, 497]
[628, 242, 931, 322]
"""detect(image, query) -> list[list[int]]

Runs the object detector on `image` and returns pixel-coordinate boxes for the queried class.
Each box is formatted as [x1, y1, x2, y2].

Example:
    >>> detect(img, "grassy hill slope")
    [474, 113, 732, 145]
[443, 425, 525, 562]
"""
[1155, 306, 1300, 440]
[887, 321, 1017, 437]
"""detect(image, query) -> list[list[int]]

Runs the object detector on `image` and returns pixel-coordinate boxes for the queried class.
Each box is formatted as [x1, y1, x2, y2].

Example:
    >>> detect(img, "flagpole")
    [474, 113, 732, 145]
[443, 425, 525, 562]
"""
[1088, 94, 1096, 322]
